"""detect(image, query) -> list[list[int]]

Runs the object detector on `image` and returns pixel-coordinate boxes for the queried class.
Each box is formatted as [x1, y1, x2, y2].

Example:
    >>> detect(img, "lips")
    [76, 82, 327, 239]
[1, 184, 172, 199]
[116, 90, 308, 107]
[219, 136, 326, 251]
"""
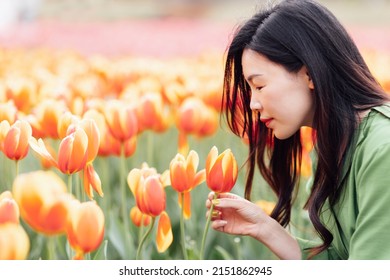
[260, 118, 273, 127]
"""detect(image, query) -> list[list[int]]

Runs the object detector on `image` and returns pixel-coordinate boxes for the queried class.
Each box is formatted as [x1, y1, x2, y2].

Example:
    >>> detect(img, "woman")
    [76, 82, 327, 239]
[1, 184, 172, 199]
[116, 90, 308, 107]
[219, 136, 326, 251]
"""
[206, 0, 390, 259]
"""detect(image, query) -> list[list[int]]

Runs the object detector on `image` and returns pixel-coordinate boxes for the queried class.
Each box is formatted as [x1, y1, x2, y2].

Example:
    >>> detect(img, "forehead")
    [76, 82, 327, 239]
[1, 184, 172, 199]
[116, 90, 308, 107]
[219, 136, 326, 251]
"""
[242, 49, 278, 78]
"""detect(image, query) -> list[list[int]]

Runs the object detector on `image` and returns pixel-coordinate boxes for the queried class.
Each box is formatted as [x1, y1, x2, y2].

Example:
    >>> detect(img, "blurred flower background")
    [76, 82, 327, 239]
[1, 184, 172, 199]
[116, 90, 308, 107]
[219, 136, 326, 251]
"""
[0, 0, 389, 260]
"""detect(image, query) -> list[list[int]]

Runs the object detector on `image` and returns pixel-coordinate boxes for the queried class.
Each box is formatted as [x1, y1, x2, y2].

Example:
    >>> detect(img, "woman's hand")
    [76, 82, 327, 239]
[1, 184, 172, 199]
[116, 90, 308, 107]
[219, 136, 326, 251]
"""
[205, 191, 302, 259]
[205, 192, 269, 240]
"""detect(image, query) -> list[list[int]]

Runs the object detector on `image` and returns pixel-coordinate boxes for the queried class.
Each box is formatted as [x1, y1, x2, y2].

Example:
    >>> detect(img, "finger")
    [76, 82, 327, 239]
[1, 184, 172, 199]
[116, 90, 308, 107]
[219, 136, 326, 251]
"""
[212, 197, 249, 210]
[207, 191, 216, 200]
[218, 192, 241, 199]
[205, 198, 211, 209]
[206, 209, 221, 220]
[211, 220, 227, 231]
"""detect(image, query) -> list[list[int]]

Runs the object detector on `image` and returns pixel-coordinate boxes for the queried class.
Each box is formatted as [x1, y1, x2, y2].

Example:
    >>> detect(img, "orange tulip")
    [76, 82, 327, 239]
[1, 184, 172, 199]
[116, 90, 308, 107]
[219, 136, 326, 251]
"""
[57, 111, 80, 139]
[104, 101, 138, 142]
[128, 164, 173, 256]
[169, 150, 205, 193]
[66, 200, 105, 260]
[32, 99, 68, 139]
[30, 119, 103, 199]
[107, 135, 137, 157]
[205, 146, 238, 193]
[127, 162, 168, 195]
[137, 175, 166, 217]
[12, 170, 72, 235]
[0, 191, 19, 224]
[5, 75, 37, 113]
[57, 127, 88, 174]
[130, 206, 151, 227]
[0, 223, 30, 260]
[156, 211, 173, 253]
[136, 92, 170, 133]
[2, 119, 32, 160]
[198, 108, 219, 137]
[4, 120, 32, 156]
[175, 97, 219, 155]
[169, 150, 205, 218]
[176, 97, 205, 136]
[176, 97, 218, 137]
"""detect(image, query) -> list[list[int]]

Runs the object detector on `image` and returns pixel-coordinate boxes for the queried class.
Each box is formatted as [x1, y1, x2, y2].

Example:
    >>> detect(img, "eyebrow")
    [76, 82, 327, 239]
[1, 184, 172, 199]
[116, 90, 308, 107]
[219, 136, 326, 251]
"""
[246, 74, 263, 82]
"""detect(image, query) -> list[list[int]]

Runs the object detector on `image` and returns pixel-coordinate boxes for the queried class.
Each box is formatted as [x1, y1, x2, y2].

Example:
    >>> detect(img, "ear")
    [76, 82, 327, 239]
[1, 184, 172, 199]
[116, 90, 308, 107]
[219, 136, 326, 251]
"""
[307, 72, 314, 90]
[302, 66, 314, 90]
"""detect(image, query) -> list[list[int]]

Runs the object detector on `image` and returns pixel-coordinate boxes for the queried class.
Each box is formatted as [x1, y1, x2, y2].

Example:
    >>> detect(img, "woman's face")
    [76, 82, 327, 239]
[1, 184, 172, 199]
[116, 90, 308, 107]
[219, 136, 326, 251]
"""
[242, 48, 314, 139]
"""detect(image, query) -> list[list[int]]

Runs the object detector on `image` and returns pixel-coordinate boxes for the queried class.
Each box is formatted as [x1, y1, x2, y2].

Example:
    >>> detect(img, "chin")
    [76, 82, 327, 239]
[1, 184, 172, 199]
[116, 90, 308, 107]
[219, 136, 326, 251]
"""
[273, 130, 295, 140]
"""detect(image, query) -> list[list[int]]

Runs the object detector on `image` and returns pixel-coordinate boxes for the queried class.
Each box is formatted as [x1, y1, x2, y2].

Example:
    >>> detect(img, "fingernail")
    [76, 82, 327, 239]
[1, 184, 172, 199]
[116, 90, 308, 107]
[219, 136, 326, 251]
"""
[212, 199, 220, 205]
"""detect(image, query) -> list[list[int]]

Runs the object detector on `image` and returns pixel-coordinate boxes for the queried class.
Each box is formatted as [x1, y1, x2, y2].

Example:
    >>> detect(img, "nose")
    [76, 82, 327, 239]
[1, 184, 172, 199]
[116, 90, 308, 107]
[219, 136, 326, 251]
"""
[250, 99, 262, 112]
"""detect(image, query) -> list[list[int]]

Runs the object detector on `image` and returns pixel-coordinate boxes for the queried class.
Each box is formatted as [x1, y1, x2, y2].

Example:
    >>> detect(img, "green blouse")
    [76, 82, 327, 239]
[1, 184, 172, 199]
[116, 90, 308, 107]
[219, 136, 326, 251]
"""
[297, 104, 390, 260]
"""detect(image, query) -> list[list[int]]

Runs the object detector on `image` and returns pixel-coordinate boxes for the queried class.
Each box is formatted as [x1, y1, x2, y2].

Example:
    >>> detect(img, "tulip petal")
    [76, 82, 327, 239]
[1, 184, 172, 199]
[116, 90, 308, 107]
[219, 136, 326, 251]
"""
[58, 135, 74, 173]
[156, 211, 173, 253]
[29, 138, 58, 168]
[205, 146, 218, 173]
[80, 118, 100, 163]
[4, 126, 20, 159]
[178, 192, 191, 219]
[68, 129, 88, 173]
[170, 161, 189, 193]
[127, 168, 142, 195]
[84, 164, 103, 198]
[193, 169, 206, 187]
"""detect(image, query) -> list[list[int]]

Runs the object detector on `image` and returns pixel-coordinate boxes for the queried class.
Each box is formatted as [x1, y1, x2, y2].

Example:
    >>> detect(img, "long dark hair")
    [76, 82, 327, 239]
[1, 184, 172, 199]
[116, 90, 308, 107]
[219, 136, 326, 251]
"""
[223, 0, 389, 257]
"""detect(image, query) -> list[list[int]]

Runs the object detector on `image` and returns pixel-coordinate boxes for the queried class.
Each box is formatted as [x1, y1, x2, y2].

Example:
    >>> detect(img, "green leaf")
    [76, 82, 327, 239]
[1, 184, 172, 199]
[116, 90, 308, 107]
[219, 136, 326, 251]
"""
[93, 240, 108, 260]
[107, 211, 127, 259]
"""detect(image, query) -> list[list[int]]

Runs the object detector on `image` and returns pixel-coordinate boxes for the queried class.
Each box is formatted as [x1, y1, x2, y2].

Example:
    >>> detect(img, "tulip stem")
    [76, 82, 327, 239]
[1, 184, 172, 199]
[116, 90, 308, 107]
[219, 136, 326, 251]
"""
[100, 157, 110, 216]
[180, 192, 188, 260]
[136, 217, 156, 260]
[199, 192, 217, 260]
[47, 236, 56, 260]
[68, 174, 73, 195]
[147, 131, 154, 166]
[120, 143, 131, 259]
[75, 172, 81, 201]
[15, 160, 20, 178]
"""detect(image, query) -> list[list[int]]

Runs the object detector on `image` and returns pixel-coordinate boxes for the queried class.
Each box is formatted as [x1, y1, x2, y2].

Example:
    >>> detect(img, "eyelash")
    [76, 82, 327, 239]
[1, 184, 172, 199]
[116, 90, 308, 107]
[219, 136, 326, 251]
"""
[255, 86, 263, 91]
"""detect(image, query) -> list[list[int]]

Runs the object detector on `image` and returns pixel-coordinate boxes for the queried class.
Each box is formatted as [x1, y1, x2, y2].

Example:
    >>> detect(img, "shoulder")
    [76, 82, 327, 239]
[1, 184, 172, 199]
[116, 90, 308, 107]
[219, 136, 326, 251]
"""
[350, 103, 390, 179]
[357, 103, 390, 149]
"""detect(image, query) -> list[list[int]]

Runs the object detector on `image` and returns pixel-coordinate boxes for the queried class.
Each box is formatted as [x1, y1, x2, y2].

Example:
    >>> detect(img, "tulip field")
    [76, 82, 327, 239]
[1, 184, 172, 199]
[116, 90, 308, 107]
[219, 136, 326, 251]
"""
[1, 18, 390, 260]
[0, 47, 311, 260]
